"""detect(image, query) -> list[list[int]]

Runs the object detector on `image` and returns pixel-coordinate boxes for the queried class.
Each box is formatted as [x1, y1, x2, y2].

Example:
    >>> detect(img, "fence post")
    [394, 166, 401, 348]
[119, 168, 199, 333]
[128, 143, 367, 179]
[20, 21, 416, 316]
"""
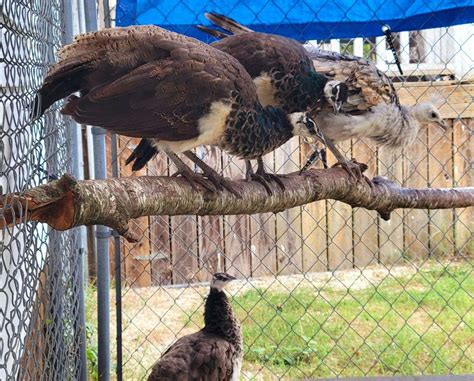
[82, 0, 112, 379]
[64, 0, 89, 380]
[92, 126, 111, 381]
[109, 133, 123, 381]
[98, 2, 123, 379]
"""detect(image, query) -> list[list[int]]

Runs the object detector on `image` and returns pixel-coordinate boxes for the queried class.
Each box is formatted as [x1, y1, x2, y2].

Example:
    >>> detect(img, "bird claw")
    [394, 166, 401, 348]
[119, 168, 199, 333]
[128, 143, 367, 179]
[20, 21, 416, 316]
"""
[248, 173, 273, 195]
[172, 168, 242, 197]
[365, 176, 375, 188]
[332, 159, 373, 188]
[172, 170, 217, 193]
[247, 170, 286, 195]
[246, 158, 286, 195]
[203, 173, 242, 198]
[257, 171, 286, 191]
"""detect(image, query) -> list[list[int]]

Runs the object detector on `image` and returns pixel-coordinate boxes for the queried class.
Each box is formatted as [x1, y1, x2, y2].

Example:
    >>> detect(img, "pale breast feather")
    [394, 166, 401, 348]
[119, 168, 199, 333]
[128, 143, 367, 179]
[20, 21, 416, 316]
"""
[230, 356, 242, 381]
[254, 72, 279, 107]
[197, 101, 233, 143]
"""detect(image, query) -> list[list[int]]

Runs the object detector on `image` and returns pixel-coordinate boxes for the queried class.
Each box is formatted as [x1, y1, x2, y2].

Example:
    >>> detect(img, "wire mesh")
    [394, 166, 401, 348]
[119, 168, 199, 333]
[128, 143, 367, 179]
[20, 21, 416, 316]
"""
[96, 1, 474, 380]
[1, 1, 85, 380]
[2, 0, 471, 379]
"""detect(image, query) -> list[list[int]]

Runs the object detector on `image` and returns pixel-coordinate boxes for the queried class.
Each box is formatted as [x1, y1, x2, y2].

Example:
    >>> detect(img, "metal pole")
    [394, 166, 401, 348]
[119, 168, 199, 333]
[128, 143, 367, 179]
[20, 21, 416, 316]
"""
[92, 125, 111, 381]
[84, 0, 98, 30]
[101, 4, 122, 380]
[96, 229, 111, 381]
[82, 0, 111, 379]
[63, 0, 88, 380]
[103, 0, 112, 28]
[75, 247, 88, 381]
[110, 134, 123, 381]
[113, 228, 123, 381]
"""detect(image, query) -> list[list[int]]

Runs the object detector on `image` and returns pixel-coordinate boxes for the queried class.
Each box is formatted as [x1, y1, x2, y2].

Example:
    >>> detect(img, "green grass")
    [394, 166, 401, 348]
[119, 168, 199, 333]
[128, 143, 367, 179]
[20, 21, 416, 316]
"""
[187, 263, 473, 379]
[85, 284, 99, 380]
[83, 261, 472, 380]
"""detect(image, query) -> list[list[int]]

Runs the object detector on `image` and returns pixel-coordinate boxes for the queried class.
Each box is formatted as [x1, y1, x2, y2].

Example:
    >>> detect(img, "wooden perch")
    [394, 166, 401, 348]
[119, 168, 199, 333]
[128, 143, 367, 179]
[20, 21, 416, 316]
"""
[1, 169, 473, 242]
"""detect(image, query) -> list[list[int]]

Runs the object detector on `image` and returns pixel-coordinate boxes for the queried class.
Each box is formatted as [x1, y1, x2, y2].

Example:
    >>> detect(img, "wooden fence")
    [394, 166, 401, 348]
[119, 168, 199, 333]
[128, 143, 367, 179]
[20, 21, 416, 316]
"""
[103, 78, 473, 287]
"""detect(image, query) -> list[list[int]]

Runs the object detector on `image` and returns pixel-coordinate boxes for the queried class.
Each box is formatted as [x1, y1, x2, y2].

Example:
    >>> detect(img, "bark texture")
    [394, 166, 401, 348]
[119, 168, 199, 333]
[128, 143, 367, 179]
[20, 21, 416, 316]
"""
[1, 170, 473, 242]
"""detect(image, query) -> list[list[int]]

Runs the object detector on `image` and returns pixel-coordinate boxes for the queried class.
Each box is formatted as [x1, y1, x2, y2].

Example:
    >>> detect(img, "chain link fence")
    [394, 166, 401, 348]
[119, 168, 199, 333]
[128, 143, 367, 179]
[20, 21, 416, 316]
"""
[100, 1, 473, 380]
[1, 0, 472, 380]
[1, 1, 86, 379]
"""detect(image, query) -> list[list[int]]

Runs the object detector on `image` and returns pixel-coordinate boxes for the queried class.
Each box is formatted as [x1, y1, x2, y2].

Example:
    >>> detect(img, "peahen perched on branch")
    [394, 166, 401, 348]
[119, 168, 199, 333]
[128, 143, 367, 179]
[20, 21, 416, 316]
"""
[198, 13, 447, 172]
[32, 25, 323, 195]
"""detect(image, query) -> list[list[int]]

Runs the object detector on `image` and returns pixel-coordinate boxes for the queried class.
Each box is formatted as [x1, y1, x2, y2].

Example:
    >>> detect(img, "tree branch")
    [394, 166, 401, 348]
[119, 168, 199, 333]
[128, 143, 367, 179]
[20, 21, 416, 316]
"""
[1, 169, 473, 242]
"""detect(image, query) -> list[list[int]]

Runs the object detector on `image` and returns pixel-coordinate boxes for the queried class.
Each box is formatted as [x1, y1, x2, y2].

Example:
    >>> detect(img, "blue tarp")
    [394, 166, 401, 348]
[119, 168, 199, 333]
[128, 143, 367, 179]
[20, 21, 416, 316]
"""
[116, 0, 474, 41]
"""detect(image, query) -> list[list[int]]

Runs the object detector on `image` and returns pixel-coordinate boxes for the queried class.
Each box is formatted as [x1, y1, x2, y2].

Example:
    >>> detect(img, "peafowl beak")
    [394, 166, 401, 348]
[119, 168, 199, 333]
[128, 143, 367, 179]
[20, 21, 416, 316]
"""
[436, 120, 448, 130]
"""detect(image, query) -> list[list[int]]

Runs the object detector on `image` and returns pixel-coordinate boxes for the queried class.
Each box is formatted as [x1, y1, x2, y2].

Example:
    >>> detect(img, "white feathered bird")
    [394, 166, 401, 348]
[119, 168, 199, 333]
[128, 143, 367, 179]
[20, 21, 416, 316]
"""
[198, 15, 448, 173]
[306, 48, 447, 148]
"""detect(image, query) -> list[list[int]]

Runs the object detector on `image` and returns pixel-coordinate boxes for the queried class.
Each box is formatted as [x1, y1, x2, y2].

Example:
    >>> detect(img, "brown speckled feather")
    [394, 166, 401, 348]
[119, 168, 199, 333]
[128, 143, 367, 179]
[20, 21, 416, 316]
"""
[199, 13, 398, 116]
[307, 49, 399, 114]
[148, 282, 242, 381]
[212, 32, 315, 78]
[197, 14, 340, 115]
[37, 25, 257, 141]
[148, 332, 235, 381]
[209, 31, 332, 114]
